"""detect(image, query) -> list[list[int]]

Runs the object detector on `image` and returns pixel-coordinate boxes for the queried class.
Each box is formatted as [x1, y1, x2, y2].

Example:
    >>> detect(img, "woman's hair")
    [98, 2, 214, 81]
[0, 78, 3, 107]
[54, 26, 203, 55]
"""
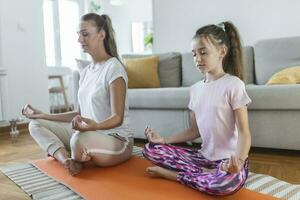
[193, 21, 244, 80]
[81, 13, 120, 61]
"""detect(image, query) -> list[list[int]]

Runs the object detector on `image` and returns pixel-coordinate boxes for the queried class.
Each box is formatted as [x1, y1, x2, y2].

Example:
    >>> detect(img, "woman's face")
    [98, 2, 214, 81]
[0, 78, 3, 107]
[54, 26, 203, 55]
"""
[191, 36, 226, 74]
[77, 20, 104, 54]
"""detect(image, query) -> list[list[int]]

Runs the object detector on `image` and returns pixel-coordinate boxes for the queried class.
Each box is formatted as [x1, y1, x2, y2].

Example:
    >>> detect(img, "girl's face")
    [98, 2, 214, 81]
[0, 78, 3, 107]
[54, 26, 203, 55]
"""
[191, 36, 226, 74]
[77, 20, 105, 54]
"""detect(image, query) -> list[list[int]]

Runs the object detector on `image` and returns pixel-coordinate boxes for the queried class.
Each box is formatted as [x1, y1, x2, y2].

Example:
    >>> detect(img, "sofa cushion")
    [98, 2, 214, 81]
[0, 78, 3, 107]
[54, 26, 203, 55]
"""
[246, 84, 300, 109]
[266, 66, 300, 85]
[254, 36, 300, 85]
[128, 87, 190, 109]
[182, 47, 255, 86]
[243, 46, 255, 84]
[123, 56, 160, 88]
[122, 52, 181, 87]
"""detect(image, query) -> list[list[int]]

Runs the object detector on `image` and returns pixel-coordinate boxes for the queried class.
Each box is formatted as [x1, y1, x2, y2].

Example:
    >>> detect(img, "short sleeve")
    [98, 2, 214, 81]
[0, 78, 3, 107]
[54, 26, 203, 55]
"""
[106, 59, 128, 86]
[79, 65, 89, 86]
[229, 79, 252, 110]
[188, 85, 195, 110]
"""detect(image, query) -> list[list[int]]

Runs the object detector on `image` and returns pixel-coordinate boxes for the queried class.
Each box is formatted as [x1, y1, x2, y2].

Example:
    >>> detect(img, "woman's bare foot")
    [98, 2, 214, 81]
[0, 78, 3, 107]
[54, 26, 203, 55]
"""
[64, 158, 83, 176]
[146, 166, 178, 181]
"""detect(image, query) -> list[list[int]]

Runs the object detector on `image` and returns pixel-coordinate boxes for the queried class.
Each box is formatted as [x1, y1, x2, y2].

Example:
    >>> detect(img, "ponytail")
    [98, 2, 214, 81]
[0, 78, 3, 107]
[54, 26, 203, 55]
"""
[81, 13, 121, 63]
[223, 22, 244, 81]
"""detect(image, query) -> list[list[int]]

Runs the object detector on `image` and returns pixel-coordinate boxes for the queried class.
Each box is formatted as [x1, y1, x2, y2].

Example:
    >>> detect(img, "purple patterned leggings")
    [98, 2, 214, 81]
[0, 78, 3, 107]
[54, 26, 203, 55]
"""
[143, 143, 248, 196]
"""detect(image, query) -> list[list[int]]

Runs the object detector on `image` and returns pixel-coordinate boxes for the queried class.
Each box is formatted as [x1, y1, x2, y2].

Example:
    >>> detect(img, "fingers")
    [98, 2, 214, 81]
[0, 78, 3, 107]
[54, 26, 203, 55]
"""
[22, 104, 35, 117]
[71, 115, 81, 130]
[221, 160, 229, 172]
[231, 155, 238, 168]
[144, 126, 151, 139]
[223, 155, 240, 174]
[21, 104, 27, 115]
[72, 115, 90, 131]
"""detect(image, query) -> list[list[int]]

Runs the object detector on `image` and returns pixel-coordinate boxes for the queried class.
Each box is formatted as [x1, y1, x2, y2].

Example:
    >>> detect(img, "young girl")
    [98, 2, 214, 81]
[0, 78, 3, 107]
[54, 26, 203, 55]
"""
[143, 21, 251, 196]
[22, 13, 133, 176]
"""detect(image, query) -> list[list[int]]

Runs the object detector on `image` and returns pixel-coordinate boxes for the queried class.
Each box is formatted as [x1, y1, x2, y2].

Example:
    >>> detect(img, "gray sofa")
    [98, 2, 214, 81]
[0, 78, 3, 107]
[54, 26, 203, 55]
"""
[73, 36, 300, 150]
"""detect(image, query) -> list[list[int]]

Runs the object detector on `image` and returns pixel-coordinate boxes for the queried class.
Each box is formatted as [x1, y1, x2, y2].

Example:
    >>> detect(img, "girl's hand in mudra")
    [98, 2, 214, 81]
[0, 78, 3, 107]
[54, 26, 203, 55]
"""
[221, 155, 245, 174]
[144, 126, 166, 144]
[71, 115, 98, 132]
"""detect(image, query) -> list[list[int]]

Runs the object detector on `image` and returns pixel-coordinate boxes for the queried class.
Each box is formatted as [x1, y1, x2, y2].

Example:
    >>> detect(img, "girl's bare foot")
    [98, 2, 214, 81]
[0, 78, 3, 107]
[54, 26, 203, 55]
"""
[64, 158, 83, 176]
[146, 166, 178, 181]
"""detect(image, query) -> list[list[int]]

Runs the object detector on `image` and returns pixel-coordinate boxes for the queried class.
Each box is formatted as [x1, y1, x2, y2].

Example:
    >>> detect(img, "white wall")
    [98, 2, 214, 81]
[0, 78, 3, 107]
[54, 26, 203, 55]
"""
[153, 0, 300, 53]
[0, 0, 49, 120]
[99, 0, 153, 54]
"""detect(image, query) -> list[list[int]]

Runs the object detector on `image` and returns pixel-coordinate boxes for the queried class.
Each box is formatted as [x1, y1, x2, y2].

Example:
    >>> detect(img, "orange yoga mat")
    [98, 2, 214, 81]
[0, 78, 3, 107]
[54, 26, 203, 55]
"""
[31, 157, 278, 200]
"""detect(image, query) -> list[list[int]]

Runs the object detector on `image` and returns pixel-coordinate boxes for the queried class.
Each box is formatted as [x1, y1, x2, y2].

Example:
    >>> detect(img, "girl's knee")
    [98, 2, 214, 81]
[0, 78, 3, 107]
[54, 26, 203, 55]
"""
[142, 143, 156, 158]
[178, 172, 245, 196]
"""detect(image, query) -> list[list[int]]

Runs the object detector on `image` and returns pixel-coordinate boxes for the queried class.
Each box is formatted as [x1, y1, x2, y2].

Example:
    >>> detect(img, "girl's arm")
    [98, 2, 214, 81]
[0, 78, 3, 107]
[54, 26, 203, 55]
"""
[164, 111, 200, 143]
[235, 106, 251, 161]
[223, 106, 251, 173]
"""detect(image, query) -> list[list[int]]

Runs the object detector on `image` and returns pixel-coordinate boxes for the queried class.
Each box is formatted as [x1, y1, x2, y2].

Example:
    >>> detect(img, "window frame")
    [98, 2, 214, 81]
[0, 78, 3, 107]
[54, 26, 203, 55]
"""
[44, 0, 86, 67]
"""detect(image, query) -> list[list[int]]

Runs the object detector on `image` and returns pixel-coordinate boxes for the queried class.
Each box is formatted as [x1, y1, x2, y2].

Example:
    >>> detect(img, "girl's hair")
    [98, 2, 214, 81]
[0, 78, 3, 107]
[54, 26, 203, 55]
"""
[81, 13, 121, 61]
[193, 21, 244, 80]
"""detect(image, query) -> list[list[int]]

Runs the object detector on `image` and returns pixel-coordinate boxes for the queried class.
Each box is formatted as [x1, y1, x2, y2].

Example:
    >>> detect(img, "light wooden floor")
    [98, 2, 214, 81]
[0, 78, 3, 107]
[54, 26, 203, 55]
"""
[0, 131, 300, 200]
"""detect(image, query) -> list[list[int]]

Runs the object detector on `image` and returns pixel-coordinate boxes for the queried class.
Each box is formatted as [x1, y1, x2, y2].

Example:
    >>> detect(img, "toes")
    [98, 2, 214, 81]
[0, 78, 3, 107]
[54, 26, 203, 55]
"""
[68, 160, 83, 176]
[63, 159, 71, 169]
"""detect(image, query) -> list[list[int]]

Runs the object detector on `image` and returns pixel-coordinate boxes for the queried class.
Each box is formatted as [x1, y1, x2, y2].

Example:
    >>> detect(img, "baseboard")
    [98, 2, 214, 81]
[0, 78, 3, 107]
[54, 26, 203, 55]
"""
[0, 122, 29, 136]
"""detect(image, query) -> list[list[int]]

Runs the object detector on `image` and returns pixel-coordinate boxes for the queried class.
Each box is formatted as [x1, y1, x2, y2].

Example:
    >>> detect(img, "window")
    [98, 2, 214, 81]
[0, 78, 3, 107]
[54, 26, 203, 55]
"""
[43, 0, 85, 68]
[131, 21, 153, 53]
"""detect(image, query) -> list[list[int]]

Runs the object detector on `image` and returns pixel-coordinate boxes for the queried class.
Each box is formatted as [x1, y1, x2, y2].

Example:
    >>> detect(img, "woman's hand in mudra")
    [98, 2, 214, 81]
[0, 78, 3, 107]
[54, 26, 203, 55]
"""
[21, 104, 44, 119]
[71, 115, 98, 132]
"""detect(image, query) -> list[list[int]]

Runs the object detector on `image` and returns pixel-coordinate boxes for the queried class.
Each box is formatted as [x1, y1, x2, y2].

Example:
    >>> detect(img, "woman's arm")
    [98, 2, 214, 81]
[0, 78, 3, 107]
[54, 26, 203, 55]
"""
[72, 77, 126, 132]
[41, 111, 80, 122]
[95, 77, 126, 130]
[22, 104, 79, 122]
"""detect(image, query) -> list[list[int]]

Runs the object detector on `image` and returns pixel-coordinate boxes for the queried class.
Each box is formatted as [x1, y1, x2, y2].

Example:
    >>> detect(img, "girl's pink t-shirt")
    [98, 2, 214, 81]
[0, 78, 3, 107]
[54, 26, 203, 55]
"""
[189, 74, 251, 161]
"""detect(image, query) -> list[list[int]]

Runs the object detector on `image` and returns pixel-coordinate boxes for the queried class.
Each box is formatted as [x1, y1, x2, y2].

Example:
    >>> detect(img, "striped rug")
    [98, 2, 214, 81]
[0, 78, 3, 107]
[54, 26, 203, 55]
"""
[1, 146, 299, 200]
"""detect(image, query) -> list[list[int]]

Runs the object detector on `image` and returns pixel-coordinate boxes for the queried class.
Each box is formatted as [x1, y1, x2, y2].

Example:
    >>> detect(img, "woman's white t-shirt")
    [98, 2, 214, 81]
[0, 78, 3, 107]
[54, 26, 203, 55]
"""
[78, 57, 132, 138]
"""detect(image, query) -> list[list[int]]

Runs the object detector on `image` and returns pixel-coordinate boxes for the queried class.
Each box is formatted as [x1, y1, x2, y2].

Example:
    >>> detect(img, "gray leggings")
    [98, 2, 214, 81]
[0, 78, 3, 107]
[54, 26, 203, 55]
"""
[29, 119, 133, 166]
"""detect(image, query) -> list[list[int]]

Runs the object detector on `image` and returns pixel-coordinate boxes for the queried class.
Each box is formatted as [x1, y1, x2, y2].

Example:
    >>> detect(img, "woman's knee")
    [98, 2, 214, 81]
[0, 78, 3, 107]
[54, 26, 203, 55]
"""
[70, 132, 84, 150]
[70, 132, 87, 160]
[93, 151, 131, 167]
[28, 119, 43, 136]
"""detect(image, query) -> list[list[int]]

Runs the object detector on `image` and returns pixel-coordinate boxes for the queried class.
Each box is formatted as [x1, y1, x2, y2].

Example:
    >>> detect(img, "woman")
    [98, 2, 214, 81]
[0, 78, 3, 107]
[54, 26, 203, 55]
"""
[22, 13, 133, 176]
